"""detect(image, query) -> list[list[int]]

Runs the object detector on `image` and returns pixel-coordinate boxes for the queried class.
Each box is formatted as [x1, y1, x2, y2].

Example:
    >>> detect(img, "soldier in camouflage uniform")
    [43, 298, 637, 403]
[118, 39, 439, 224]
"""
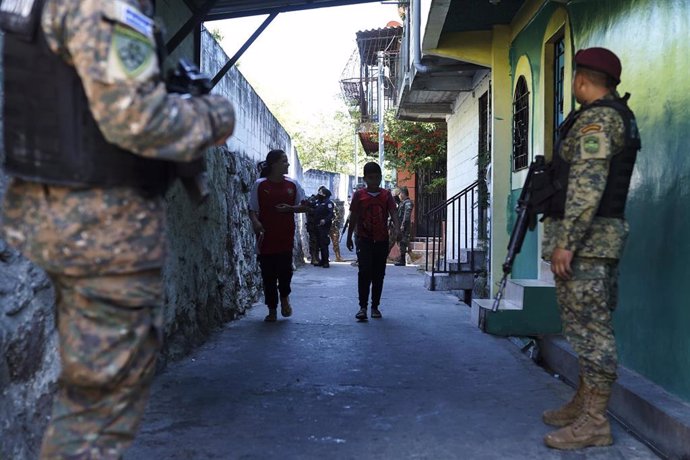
[0, 0, 235, 458]
[540, 48, 640, 450]
[329, 199, 345, 262]
[394, 187, 414, 266]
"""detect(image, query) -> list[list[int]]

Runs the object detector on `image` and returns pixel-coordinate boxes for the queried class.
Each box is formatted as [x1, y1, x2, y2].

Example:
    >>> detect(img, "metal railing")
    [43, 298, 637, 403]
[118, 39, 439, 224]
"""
[424, 181, 482, 288]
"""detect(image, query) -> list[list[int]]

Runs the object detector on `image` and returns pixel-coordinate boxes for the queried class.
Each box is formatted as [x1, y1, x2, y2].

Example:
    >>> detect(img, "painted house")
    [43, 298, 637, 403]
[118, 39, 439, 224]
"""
[397, 0, 690, 456]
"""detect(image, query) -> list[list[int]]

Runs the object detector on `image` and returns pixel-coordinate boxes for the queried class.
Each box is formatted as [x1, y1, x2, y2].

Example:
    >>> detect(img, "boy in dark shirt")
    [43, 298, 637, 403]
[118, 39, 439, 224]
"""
[346, 163, 399, 321]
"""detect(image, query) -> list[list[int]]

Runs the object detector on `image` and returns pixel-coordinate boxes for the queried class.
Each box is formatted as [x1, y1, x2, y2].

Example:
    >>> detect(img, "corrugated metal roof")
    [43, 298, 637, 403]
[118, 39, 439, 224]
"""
[190, 0, 382, 21]
[356, 26, 403, 66]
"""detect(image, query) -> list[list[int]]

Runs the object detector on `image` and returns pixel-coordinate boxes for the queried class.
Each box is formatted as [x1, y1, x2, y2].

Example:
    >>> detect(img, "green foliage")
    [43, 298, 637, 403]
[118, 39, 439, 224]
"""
[288, 109, 358, 174]
[384, 110, 447, 172]
[210, 28, 224, 43]
[425, 177, 447, 194]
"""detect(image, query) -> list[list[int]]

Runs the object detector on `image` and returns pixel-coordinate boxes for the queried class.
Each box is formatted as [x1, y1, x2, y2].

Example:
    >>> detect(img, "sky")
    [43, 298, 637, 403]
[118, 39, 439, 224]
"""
[205, 2, 401, 124]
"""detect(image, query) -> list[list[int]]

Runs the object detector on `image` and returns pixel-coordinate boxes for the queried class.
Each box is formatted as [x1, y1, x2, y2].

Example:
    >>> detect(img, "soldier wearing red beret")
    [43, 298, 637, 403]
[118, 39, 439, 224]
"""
[540, 47, 641, 450]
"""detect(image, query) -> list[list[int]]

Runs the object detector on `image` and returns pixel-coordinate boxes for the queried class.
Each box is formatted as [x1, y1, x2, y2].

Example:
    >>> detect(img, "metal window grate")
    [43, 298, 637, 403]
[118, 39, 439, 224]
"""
[513, 76, 530, 171]
[553, 37, 565, 145]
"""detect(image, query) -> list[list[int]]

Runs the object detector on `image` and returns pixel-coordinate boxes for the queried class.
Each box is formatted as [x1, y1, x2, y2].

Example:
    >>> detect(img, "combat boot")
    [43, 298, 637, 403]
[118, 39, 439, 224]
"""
[543, 376, 586, 427]
[544, 386, 613, 450]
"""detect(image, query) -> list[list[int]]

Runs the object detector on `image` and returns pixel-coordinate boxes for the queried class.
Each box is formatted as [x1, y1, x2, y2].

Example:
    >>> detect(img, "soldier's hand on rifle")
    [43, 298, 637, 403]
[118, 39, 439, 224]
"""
[551, 248, 574, 280]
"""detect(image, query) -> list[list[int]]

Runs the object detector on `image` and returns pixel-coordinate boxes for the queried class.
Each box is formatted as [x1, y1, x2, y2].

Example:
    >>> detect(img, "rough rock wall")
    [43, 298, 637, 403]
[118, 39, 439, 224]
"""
[161, 149, 262, 361]
[0, 242, 59, 460]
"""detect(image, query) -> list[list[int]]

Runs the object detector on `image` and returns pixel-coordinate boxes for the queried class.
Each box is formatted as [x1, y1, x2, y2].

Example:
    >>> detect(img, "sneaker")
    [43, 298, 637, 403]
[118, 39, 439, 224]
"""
[371, 308, 382, 319]
[394, 261, 405, 266]
[355, 308, 368, 321]
[280, 298, 292, 317]
[321, 261, 330, 268]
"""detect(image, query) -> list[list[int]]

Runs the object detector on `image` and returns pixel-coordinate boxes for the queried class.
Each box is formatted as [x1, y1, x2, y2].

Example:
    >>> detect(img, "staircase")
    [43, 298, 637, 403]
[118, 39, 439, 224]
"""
[421, 182, 486, 304]
[471, 261, 562, 336]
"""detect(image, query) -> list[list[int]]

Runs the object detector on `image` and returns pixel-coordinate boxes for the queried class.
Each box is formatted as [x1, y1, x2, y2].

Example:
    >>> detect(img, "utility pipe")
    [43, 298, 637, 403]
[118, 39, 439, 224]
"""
[410, 0, 469, 74]
[377, 51, 385, 169]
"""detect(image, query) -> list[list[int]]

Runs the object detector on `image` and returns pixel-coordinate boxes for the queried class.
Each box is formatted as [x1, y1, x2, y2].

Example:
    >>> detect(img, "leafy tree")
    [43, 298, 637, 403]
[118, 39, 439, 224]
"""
[384, 111, 447, 172]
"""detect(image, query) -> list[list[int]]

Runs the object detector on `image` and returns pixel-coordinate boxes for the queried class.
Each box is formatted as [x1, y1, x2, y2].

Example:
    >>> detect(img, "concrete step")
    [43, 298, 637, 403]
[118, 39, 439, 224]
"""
[470, 279, 561, 336]
[423, 271, 474, 291]
[504, 278, 555, 306]
[447, 250, 486, 272]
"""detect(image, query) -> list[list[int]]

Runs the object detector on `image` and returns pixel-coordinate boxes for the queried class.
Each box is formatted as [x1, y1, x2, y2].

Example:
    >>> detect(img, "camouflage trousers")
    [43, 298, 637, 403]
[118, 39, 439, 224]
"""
[555, 257, 619, 391]
[329, 227, 343, 261]
[40, 270, 163, 460]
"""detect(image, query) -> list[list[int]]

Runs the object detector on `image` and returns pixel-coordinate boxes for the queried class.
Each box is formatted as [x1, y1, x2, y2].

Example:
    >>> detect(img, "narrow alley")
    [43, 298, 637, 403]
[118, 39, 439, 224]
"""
[126, 262, 657, 459]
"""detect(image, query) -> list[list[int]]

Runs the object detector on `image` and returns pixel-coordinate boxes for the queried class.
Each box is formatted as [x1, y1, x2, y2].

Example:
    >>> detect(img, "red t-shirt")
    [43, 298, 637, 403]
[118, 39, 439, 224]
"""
[249, 177, 305, 254]
[350, 188, 396, 242]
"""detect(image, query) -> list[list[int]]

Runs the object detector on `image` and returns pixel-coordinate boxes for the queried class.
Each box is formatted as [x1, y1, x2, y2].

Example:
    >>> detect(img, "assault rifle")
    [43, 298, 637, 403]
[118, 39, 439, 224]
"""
[166, 59, 213, 202]
[339, 216, 349, 243]
[492, 156, 548, 311]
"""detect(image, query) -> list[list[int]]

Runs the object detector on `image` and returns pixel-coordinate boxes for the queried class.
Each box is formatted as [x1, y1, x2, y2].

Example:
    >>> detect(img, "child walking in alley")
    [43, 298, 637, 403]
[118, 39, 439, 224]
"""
[346, 162, 400, 321]
[249, 149, 307, 322]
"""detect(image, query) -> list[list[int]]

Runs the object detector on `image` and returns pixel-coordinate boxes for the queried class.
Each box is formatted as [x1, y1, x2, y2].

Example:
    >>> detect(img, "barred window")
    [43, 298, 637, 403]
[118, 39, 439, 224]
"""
[513, 76, 530, 171]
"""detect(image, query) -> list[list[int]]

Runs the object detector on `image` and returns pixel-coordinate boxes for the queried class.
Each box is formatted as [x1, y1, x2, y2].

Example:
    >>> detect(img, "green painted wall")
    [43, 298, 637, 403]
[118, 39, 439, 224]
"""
[510, 0, 690, 401]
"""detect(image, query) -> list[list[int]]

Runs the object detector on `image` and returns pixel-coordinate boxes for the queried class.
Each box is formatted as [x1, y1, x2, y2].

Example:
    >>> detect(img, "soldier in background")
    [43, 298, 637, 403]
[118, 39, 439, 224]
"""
[313, 186, 335, 267]
[0, 0, 235, 458]
[305, 191, 321, 265]
[540, 48, 641, 450]
[329, 199, 346, 262]
[394, 186, 414, 266]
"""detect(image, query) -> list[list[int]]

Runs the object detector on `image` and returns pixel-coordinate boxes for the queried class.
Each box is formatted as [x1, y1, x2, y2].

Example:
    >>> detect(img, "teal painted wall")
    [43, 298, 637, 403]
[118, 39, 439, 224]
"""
[510, 0, 690, 401]
[505, 3, 560, 280]
[507, 189, 538, 279]
[567, 0, 690, 402]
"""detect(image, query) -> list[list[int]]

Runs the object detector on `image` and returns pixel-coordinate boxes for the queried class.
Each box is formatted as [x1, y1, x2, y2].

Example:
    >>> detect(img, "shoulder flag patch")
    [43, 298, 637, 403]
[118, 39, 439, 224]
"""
[103, 0, 154, 39]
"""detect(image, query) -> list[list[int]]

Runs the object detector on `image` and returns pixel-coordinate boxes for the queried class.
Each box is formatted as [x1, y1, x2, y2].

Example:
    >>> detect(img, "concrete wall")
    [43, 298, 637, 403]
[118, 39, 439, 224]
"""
[445, 74, 491, 257]
[0, 15, 302, 459]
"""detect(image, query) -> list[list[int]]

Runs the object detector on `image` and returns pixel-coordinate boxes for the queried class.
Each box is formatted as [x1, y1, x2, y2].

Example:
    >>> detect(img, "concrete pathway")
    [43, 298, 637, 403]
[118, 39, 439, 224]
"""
[127, 261, 658, 459]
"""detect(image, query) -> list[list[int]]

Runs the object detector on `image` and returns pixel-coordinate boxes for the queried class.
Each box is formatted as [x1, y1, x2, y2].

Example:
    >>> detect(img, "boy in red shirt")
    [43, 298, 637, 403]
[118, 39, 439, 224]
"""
[346, 162, 400, 321]
[249, 150, 308, 322]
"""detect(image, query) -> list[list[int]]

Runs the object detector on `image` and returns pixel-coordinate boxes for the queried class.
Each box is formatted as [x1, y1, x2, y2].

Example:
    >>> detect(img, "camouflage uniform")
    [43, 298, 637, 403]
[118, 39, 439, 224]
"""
[542, 93, 628, 392]
[329, 200, 345, 261]
[396, 197, 414, 264]
[1, 0, 235, 458]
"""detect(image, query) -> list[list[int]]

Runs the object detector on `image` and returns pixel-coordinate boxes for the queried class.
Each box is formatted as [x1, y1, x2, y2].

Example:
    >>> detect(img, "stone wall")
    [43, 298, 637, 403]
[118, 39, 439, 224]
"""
[0, 26, 303, 460]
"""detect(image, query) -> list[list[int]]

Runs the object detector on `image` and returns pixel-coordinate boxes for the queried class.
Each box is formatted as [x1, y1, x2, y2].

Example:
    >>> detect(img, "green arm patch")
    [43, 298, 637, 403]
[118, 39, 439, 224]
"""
[579, 132, 609, 160]
[109, 24, 154, 79]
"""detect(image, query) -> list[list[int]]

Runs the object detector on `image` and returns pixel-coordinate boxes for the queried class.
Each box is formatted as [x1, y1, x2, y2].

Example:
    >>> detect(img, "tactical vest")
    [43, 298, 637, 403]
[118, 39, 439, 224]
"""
[1, 0, 171, 191]
[544, 96, 641, 219]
